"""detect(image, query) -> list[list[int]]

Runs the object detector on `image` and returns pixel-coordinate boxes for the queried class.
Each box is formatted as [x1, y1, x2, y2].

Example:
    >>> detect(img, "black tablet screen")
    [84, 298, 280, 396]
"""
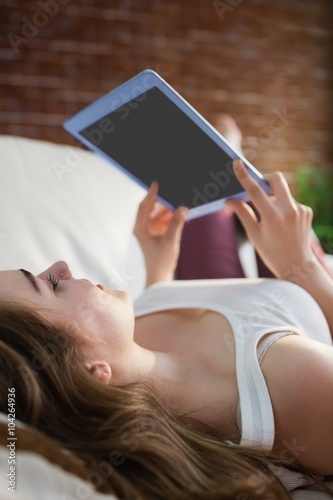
[80, 86, 243, 208]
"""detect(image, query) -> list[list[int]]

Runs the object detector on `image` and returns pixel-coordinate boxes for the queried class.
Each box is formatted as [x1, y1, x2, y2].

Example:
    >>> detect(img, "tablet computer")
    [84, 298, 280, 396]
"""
[64, 69, 270, 220]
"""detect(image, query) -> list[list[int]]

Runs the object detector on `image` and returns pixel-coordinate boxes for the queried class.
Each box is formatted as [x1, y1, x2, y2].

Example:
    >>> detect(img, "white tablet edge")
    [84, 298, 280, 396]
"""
[64, 70, 271, 219]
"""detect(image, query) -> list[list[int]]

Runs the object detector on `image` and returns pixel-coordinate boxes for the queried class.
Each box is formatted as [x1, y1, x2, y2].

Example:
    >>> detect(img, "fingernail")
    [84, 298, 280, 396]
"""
[225, 201, 235, 212]
[178, 207, 189, 219]
[234, 160, 244, 173]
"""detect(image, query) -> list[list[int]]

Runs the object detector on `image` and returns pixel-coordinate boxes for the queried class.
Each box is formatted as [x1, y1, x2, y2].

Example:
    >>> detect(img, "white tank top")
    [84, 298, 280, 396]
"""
[134, 278, 332, 451]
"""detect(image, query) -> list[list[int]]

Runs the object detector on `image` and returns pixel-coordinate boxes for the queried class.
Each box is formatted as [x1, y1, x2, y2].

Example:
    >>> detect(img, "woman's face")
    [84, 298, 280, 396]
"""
[0, 261, 135, 359]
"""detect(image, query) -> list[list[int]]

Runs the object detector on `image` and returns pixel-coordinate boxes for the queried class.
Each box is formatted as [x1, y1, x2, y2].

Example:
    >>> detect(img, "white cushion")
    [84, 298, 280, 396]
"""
[0, 446, 118, 500]
[0, 135, 146, 299]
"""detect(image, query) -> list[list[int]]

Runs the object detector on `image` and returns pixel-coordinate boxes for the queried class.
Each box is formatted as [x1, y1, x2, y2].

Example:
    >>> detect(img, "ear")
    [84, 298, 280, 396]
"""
[85, 361, 112, 384]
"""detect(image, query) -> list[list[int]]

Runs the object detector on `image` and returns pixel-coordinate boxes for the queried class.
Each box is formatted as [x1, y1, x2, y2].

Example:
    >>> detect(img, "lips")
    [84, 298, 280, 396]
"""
[96, 284, 105, 291]
[81, 279, 93, 285]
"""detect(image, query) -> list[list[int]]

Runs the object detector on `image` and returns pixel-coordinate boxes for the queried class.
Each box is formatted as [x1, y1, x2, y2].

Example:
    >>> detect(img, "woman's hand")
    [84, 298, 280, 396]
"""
[226, 161, 333, 336]
[226, 160, 315, 279]
[133, 182, 189, 287]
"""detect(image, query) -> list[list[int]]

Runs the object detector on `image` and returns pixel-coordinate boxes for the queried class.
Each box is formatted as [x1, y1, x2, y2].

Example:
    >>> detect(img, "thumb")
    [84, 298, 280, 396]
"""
[225, 200, 258, 240]
[165, 207, 189, 244]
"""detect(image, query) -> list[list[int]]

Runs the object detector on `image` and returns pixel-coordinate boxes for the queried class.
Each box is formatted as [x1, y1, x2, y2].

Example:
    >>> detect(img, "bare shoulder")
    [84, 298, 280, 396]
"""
[260, 334, 333, 476]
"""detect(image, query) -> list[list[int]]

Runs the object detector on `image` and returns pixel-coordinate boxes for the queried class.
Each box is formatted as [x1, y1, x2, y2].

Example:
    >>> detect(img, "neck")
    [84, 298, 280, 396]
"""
[112, 341, 181, 403]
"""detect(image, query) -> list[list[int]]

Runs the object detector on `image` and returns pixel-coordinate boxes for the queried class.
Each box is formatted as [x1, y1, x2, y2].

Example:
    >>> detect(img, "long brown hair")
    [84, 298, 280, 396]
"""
[0, 302, 296, 499]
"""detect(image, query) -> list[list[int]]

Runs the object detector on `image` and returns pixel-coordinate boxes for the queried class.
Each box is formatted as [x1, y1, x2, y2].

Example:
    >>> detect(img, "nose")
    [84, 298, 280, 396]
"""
[38, 261, 73, 280]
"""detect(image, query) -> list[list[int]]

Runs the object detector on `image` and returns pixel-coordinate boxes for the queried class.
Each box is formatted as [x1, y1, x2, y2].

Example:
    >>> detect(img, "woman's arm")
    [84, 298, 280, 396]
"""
[226, 160, 333, 336]
[133, 182, 188, 287]
[261, 334, 333, 476]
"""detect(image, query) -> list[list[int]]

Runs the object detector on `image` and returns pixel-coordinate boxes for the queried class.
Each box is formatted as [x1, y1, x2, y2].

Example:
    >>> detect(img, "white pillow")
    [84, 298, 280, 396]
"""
[0, 447, 118, 500]
[0, 135, 146, 299]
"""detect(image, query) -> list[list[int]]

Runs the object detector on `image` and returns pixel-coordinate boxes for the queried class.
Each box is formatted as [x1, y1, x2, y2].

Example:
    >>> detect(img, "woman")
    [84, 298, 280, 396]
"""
[0, 301, 292, 499]
[0, 159, 332, 498]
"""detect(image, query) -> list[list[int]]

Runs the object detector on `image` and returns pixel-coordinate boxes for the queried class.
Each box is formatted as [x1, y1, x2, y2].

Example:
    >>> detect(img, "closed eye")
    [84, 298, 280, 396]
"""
[47, 274, 60, 291]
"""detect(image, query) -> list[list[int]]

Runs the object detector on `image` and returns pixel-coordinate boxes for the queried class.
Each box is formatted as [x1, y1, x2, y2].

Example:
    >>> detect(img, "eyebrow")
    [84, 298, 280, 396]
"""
[19, 269, 41, 294]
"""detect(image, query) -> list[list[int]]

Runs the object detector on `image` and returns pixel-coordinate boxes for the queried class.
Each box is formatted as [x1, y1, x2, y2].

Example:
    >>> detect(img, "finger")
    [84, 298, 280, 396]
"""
[135, 182, 159, 229]
[165, 207, 189, 244]
[138, 182, 159, 215]
[149, 204, 172, 221]
[264, 172, 295, 209]
[304, 204, 313, 225]
[146, 205, 173, 236]
[297, 202, 313, 227]
[233, 160, 275, 219]
[150, 215, 174, 237]
[225, 200, 259, 241]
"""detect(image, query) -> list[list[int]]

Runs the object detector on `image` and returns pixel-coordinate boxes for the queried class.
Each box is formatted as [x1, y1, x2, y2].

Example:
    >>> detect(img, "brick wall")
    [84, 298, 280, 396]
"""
[1, 0, 332, 189]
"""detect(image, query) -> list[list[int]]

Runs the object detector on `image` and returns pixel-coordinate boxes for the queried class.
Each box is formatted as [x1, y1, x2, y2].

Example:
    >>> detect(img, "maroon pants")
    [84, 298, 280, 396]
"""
[177, 209, 333, 280]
